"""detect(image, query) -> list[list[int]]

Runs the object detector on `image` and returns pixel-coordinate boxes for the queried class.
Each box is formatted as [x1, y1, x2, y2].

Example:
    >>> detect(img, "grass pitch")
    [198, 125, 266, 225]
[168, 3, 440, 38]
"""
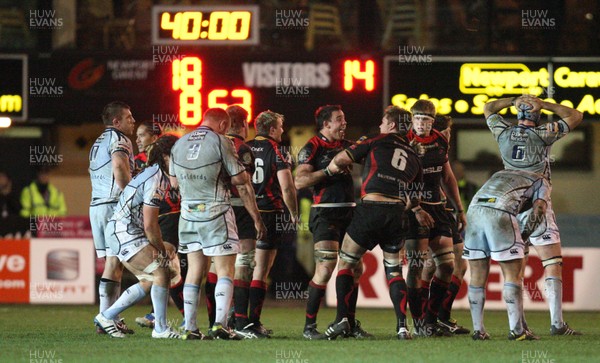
[1, 303, 598, 363]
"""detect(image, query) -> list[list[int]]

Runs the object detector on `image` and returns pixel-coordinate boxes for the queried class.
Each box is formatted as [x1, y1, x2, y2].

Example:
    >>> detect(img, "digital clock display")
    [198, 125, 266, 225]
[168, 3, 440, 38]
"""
[152, 5, 259, 45]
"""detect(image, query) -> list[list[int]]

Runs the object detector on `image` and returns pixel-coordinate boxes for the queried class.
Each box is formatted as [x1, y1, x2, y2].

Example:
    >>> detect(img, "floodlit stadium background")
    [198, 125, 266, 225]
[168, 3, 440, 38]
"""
[1, 0, 599, 314]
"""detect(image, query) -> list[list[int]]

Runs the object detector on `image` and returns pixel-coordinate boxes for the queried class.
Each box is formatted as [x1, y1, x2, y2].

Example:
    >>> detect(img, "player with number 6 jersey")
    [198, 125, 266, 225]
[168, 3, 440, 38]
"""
[246, 110, 298, 337]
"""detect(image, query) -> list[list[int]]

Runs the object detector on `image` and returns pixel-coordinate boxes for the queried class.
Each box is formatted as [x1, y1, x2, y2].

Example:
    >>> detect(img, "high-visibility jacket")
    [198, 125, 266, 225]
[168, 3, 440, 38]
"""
[20, 182, 67, 217]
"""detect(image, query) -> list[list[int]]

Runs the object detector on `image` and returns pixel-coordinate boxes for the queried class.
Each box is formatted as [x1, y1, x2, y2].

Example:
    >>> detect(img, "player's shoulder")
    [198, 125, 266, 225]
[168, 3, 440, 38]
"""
[431, 129, 449, 144]
[486, 113, 510, 126]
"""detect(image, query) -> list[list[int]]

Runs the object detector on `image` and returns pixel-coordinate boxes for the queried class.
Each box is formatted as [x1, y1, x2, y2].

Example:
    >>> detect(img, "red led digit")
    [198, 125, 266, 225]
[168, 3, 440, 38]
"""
[172, 57, 202, 126]
[344, 60, 375, 92]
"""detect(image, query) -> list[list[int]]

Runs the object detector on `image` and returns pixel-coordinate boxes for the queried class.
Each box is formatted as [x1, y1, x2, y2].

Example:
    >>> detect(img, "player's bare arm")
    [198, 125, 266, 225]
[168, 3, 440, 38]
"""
[278, 168, 299, 224]
[327, 150, 353, 174]
[112, 151, 131, 190]
[143, 204, 166, 255]
[483, 97, 514, 119]
[521, 199, 548, 241]
[232, 171, 267, 240]
[440, 161, 467, 231]
[294, 164, 329, 190]
[539, 99, 583, 130]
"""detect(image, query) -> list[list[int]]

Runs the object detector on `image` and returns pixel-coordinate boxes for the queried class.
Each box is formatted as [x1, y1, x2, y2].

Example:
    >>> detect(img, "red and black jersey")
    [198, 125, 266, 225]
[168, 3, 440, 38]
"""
[134, 152, 148, 172]
[158, 184, 181, 215]
[345, 133, 422, 200]
[247, 135, 292, 211]
[297, 133, 354, 204]
[226, 134, 255, 199]
[406, 129, 449, 203]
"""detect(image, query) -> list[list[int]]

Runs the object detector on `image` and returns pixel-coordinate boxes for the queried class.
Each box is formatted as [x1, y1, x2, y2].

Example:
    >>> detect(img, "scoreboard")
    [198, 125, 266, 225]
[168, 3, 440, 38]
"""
[25, 52, 382, 128]
[17, 52, 600, 126]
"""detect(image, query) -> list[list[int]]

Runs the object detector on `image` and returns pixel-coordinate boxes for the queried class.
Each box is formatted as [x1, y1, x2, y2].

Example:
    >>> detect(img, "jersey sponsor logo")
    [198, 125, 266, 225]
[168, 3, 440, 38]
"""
[477, 197, 496, 203]
[188, 131, 207, 141]
[510, 248, 519, 255]
[462, 249, 470, 256]
[222, 244, 232, 250]
[121, 249, 129, 256]
[422, 165, 443, 174]
[251, 147, 264, 152]
[510, 130, 529, 142]
[542, 234, 552, 240]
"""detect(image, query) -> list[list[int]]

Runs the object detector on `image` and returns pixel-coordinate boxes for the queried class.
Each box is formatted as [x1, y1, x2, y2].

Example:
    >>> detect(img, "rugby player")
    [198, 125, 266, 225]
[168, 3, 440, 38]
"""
[94, 135, 181, 339]
[483, 94, 583, 336]
[89, 101, 135, 334]
[170, 108, 266, 340]
[245, 110, 298, 337]
[464, 169, 550, 340]
[405, 100, 466, 336]
[322, 105, 434, 340]
[295, 105, 371, 339]
[133, 123, 187, 331]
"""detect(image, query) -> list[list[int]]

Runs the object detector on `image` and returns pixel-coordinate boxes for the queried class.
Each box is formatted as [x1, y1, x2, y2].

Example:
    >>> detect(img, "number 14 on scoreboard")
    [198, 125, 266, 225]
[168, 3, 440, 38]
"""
[172, 56, 252, 126]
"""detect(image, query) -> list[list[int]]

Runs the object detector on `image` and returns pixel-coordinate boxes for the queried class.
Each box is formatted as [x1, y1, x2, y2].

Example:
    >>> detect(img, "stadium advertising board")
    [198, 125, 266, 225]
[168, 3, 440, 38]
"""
[384, 56, 600, 119]
[326, 247, 598, 310]
[0, 239, 95, 304]
[0, 55, 27, 122]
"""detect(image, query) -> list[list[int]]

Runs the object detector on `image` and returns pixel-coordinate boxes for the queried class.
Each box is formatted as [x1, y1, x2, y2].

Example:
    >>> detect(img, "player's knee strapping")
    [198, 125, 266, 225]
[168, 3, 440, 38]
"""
[314, 249, 338, 263]
[432, 247, 454, 266]
[235, 249, 256, 269]
[542, 255, 563, 268]
[339, 249, 361, 267]
[384, 257, 402, 281]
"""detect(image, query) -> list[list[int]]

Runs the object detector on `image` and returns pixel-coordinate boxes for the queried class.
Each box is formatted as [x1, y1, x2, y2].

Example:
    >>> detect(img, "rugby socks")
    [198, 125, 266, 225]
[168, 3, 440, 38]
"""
[204, 272, 217, 327]
[348, 283, 359, 328]
[407, 287, 422, 321]
[439, 275, 462, 322]
[249, 280, 268, 324]
[388, 276, 408, 328]
[151, 285, 169, 333]
[103, 283, 146, 320]
[334, 269, 354, 323]
[503, 282, 523, 334]
[214, 277, 234, 326]
[112, 282, 121, 306]
[183, 283, 200, 331]
[425, 276, 449, 324]
[305, 281, 326, 327]
[420, 279, 430, 319]
[545, 277, 564, 328]
[234, 279, 251, 330]
[468, 285, 486, 332]
[99, 278, 119, 313]
[520, 278, 530, 331]
[169, 278, 185, 315]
